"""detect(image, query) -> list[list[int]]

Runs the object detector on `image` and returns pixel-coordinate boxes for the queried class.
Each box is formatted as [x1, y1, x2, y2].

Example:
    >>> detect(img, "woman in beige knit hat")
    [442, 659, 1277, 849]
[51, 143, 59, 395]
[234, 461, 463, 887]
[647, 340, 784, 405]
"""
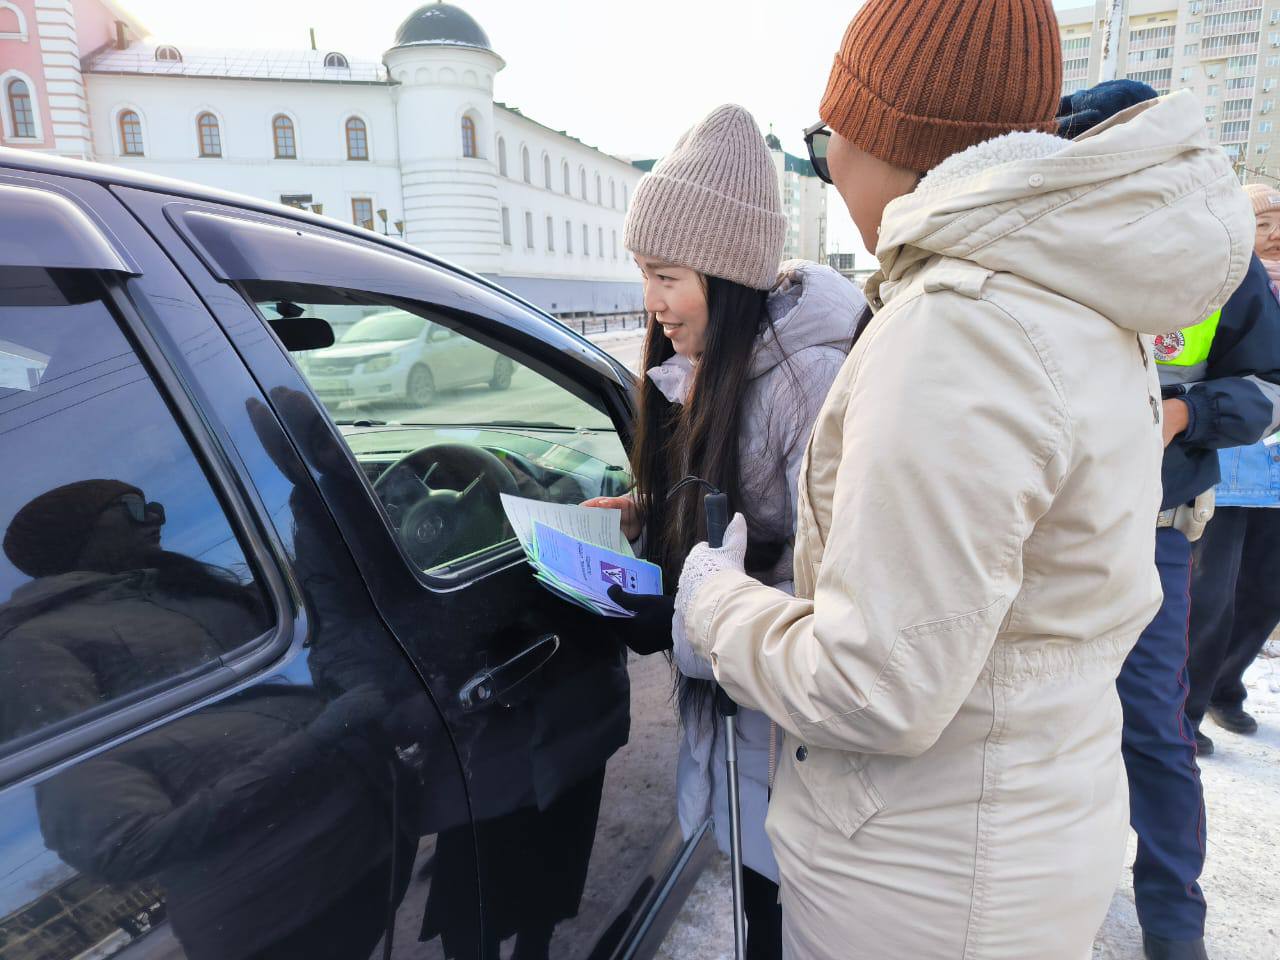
[583, 103, 863, 957]
[668, 1, 1255, 958]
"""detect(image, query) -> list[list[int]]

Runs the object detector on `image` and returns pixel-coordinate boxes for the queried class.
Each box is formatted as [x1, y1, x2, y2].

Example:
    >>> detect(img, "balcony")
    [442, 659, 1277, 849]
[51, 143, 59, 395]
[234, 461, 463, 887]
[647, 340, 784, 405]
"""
[1204, 18, 1262, 39]
[1223, 108, 1255, 120]
[1205, 0, 1263, 13]
[1129, 32, 1176, 51]
[1202, 41, 1262, 59]
[1128, 55, 1173, 72]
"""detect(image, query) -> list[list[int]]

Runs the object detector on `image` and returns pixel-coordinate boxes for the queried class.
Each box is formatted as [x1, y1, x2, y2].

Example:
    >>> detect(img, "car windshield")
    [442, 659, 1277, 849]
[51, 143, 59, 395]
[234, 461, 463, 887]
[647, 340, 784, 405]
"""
[341, 311, 424, 343]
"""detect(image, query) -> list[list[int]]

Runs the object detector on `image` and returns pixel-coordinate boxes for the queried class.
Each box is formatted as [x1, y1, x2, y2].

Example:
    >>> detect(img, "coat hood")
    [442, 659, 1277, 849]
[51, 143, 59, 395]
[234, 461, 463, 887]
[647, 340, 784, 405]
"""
[647, 260, 862, 403]
[869, 92, 1253, 336]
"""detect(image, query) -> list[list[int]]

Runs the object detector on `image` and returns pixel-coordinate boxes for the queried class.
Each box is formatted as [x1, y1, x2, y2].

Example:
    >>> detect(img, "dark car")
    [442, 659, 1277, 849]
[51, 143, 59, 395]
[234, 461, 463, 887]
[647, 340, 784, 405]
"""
[0, 148, 711, 960]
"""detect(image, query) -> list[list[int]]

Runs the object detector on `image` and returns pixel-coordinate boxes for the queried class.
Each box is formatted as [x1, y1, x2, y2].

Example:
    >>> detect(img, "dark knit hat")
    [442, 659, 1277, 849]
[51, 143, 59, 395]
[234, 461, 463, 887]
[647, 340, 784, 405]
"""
[4, 479, 141, 578]
[820, 0, 1063, 174]
[1057, 79, 1158, 139]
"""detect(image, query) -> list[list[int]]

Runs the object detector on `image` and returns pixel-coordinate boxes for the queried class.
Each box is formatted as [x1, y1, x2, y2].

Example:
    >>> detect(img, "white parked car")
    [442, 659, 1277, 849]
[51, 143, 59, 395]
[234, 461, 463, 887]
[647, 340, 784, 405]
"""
[302, 309, 515, 407]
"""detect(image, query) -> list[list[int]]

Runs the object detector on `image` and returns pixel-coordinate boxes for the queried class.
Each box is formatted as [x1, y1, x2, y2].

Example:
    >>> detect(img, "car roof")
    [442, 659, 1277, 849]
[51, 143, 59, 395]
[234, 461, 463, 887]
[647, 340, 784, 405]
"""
[0, 147, 631, 389]
[0, 147, 560, 332]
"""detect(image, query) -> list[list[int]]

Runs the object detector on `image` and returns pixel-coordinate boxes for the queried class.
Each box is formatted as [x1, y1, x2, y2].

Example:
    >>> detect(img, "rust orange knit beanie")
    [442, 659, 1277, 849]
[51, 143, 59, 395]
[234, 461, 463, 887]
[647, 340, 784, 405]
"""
[820, 0, 1063, 174]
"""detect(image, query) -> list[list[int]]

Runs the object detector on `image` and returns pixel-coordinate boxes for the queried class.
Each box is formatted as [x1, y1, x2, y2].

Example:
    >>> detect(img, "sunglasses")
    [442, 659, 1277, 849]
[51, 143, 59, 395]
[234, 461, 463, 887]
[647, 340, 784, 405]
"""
[116, 493, 166, 525]
[804, 121, 833, 185]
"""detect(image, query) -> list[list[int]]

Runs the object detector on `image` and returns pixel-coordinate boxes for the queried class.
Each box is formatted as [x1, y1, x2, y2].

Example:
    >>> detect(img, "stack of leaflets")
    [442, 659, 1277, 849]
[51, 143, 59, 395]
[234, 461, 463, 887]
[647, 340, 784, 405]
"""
[500, 494, 663, 617]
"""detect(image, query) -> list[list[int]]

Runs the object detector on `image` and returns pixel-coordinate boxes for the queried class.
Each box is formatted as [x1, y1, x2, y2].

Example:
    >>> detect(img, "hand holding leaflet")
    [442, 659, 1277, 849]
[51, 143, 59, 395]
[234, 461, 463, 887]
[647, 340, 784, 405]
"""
[499, 494, 663, 617]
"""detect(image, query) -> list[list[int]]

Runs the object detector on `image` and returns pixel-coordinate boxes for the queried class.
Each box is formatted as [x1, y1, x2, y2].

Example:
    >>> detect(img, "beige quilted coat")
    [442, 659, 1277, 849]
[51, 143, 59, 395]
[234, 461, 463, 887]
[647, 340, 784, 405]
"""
[684, 93, 1253, 959]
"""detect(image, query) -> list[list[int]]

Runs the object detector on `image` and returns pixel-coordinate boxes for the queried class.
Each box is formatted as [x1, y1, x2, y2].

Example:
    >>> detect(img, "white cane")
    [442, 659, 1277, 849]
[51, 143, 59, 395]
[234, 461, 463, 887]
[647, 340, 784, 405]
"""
[705, 491, 747, 960]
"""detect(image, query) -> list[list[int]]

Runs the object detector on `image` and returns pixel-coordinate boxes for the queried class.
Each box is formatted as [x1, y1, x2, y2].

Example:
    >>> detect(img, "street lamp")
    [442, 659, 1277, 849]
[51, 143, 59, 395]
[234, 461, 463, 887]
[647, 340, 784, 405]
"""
[394, 219, 405, 238]
[377, 208, 389, 235]
[310, 203, 323, 216]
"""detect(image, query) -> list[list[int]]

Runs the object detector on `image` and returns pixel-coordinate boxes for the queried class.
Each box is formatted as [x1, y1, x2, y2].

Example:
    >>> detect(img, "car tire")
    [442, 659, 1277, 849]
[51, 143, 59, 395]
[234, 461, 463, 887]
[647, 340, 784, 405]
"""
[406, 365, 436, 407]
[489, 357, 515, 391]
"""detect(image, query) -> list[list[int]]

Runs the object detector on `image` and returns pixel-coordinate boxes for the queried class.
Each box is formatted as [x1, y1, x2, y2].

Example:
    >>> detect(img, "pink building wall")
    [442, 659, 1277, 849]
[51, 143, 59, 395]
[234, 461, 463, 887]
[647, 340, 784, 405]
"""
[73, 0, 123, 58]
[0, 1, 52, 148]
[0, 0, 139, 154]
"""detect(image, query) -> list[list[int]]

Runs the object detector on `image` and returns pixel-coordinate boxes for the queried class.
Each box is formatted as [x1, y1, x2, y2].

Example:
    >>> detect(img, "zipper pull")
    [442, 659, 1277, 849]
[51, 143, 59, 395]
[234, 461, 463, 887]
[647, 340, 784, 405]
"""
[1137, 334, 1151, 370]
[1150, 395, 1161, 425]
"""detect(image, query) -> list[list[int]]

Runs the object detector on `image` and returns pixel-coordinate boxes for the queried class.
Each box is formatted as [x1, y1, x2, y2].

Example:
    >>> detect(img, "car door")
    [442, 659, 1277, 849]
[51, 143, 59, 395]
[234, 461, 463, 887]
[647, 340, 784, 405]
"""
[115, 188, 698, 960]
[0, 170, 474, 960]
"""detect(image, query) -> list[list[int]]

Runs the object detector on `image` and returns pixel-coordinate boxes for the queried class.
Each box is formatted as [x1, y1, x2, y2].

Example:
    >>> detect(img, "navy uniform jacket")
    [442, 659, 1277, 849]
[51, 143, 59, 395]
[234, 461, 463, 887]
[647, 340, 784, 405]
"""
[1160, 254, 1280, 510]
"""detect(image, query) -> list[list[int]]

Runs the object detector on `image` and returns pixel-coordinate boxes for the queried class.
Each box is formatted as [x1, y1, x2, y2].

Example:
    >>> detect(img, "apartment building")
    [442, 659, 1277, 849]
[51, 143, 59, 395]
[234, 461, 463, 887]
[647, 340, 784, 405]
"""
[1058, 0, 1280, 179]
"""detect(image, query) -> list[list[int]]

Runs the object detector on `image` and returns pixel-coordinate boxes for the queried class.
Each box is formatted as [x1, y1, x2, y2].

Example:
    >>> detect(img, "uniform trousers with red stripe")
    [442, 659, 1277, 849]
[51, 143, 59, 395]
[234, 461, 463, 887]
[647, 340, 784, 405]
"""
[1118, 527, 1208, 942]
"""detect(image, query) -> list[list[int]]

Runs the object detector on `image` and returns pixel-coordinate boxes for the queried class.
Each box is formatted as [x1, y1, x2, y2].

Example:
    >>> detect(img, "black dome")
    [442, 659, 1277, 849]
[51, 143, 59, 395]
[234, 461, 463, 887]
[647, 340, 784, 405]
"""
[393, 3, 492, 51]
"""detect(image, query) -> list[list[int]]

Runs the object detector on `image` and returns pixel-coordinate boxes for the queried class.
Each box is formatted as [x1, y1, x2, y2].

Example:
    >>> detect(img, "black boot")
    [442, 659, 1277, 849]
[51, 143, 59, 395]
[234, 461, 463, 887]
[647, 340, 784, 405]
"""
[1143, 933, 1209, 960]
[1208, 702, 1258, 734]
[1194, 727, 1214, 757]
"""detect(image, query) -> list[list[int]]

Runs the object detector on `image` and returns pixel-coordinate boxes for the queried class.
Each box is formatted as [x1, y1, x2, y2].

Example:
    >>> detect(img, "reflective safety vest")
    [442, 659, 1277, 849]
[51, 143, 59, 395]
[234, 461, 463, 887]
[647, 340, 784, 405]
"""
[1153, 310, 1221, 367]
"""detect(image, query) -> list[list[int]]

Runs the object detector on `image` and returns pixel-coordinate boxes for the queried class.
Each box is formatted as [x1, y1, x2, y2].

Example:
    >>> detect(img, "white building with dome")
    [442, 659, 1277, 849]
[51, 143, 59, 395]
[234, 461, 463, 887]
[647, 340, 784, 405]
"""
[0, 0, 645, 315]
[1, 0, 829, 314]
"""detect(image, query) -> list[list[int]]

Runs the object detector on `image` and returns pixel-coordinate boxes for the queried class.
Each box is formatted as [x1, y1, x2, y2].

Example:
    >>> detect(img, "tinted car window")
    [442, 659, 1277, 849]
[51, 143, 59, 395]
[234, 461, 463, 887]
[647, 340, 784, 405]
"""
[247, 285, 632, 575]
[0, 268, 272, 751]
[340, 310, 425, 343]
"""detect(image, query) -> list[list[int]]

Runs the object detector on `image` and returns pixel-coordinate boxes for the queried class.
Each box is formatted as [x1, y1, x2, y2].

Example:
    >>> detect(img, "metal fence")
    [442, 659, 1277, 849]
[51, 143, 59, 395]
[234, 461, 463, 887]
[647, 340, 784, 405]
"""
[558, 312, 648, 336]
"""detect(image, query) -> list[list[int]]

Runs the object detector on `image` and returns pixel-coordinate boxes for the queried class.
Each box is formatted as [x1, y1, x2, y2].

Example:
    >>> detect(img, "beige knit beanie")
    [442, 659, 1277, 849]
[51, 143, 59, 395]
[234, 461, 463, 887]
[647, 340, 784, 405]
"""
[1246, 182, 1280, 217]
[624, 104, 785, 290]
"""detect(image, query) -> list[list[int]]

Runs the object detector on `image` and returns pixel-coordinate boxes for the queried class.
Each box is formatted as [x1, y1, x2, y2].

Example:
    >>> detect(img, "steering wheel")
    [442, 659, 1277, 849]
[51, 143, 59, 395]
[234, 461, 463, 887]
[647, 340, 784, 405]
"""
[373, 443, 519, 569]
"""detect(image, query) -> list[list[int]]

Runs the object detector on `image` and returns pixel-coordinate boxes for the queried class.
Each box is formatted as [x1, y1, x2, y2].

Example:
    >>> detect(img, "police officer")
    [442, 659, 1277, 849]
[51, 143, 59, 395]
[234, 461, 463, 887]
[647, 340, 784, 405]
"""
[1060, 81, 1280, 960]
[1129, 255, 1280, 960]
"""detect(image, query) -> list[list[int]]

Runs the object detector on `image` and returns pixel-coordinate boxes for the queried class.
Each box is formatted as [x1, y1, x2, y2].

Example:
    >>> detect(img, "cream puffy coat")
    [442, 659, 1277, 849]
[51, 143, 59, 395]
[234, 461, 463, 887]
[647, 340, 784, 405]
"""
[684, 93, 1253, 958]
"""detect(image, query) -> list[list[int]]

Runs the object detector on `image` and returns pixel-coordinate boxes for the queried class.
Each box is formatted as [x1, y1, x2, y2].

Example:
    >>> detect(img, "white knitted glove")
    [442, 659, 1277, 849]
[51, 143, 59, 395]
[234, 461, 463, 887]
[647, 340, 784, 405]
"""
[673, 513, 748, 674]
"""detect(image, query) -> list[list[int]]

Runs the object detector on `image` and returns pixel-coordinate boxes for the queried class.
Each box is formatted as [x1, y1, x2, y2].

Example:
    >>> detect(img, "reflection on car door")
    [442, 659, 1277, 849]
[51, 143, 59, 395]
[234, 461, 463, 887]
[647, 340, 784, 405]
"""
[117, 190, 688, 960]
[0, 172, 474, 960]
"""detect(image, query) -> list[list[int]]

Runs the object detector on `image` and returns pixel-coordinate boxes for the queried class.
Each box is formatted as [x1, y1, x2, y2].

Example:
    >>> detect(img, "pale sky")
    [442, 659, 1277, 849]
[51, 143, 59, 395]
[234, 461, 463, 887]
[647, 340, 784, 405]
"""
[112, 0, 1084, 261]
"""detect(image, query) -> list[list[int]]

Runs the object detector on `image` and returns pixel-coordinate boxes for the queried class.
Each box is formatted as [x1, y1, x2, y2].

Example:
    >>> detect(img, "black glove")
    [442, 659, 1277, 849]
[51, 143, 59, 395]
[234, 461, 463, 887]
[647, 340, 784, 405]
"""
[607, 585, 675, 656]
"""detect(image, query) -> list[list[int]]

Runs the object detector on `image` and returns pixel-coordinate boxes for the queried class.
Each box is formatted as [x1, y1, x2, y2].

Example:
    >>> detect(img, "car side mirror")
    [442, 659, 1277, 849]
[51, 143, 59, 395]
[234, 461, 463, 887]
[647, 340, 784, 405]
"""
[271, 316, 335, 351]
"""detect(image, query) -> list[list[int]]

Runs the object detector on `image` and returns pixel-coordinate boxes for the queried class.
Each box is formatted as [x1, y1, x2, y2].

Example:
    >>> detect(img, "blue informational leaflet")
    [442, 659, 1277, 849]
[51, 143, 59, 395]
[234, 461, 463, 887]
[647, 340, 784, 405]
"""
[500, 493, 664, 617]
[532, 521, 663, 599]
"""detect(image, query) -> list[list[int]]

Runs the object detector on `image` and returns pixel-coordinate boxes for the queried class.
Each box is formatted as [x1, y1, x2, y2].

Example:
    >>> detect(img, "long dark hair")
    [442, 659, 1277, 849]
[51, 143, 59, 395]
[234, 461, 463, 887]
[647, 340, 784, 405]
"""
[630, 274, 787, 726]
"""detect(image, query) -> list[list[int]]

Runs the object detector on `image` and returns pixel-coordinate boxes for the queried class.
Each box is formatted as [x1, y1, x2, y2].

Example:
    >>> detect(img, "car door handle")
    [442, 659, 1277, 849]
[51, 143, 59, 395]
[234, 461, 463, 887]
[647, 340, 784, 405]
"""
[458, 634, 560, 711]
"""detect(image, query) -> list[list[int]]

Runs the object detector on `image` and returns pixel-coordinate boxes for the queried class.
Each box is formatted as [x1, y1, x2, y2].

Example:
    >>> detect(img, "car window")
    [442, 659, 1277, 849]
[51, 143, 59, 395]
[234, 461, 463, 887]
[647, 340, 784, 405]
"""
[0, 267, 274, 752]
[340, 310, 424, 343]
[243, 283, 632, 576]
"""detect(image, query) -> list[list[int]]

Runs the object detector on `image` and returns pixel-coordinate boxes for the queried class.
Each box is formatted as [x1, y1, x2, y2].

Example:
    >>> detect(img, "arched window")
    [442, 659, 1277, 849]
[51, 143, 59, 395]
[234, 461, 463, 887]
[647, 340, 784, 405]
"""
[323, 52, 349, 69]
[272, 114, 296, 158]
[118, 109, 144, 156]
[595, 173, 602, 205]
[543, 153, 552, 189]
[610, 179, 616, 209]
[154, 45, 182, 62]
[497, 136, 507, 176]
[579, 167, 587, 199]
[622, 184, 628, 212]
[0, 2, 29, 41]
[6, 79, 35, 139]
[521, 145, 531, 183]
[461, 115, 477, 158]
[345, 116, 368, 160]
[562, 160, 570, 194]
[196, 112, 221, 157]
